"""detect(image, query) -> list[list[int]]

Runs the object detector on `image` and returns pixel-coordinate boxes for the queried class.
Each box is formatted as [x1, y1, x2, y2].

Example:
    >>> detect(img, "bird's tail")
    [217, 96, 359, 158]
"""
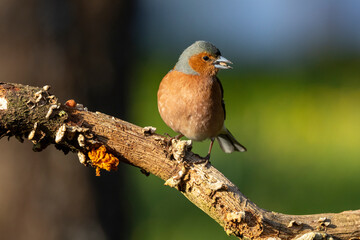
[216, 128, 246, 153]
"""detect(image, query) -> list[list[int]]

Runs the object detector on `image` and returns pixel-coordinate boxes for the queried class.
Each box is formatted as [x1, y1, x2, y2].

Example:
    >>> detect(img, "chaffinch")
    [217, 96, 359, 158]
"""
[157, 40, 246, 159]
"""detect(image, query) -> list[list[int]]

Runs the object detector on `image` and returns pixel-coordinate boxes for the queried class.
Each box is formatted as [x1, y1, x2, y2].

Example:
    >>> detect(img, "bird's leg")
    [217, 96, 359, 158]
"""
[164, 133, 183, 139]
[164, 133, 172, 138]
[204, 138, 215, 160]
[195, 138, 215, 165]
[175, 134, 184, 140]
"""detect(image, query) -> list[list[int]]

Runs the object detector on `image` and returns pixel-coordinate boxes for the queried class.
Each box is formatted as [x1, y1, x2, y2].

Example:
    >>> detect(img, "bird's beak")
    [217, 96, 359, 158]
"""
[213, 56, 233, 69]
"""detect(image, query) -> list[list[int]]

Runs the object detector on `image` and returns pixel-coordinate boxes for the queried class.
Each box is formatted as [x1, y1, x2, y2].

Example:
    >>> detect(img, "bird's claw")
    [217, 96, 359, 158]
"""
[192, 153, 211, 165]
[164, 133, 172, 138]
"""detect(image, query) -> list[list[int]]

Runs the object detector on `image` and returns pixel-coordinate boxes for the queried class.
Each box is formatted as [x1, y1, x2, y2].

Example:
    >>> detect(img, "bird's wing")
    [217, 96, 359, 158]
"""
[216, 77, 226, 120]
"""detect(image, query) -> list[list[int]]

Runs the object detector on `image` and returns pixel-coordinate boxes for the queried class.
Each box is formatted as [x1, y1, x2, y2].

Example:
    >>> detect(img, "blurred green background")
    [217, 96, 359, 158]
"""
[0, 0, 359, 239]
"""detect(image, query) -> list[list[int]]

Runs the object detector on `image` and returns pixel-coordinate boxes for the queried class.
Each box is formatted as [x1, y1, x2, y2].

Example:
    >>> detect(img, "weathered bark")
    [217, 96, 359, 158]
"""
[0, 82, 359, 240]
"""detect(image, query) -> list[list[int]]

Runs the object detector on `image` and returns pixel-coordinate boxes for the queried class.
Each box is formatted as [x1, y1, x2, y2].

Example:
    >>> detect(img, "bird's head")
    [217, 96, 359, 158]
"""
[174, 40, 232, 76]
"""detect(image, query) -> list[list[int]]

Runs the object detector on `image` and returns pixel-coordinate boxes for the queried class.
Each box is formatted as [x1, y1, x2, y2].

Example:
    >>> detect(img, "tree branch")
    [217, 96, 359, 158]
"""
[0, 82, 359, 240]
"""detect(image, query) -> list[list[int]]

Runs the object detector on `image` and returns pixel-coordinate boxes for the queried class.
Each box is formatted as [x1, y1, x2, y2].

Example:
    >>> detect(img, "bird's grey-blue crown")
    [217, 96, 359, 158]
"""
[174, 41, 221, 75]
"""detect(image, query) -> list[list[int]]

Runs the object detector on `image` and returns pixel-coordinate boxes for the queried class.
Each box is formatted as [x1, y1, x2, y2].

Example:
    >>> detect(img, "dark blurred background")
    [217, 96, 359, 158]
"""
[0, 0, 359, 239]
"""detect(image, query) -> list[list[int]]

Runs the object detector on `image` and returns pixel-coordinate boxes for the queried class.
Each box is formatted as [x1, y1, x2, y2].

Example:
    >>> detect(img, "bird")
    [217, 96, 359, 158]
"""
[157, 40, 246, 159]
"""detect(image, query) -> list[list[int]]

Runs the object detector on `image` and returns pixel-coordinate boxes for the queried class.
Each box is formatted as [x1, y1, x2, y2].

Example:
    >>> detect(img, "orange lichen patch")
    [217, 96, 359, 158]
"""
[88, 145, 119, 176]
[65, 99, 77, 107]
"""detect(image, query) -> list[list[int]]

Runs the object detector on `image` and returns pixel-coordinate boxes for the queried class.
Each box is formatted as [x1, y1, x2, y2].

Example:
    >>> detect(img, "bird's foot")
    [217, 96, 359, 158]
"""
[164, 132, 172, 138]
[193, 153, 211, 165]
[164, 133, 184, 139]
[174, 134, 184, 140]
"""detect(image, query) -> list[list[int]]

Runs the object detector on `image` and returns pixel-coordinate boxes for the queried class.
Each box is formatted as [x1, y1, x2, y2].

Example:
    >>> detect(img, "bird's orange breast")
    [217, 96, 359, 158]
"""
[157, 70, 224, 141]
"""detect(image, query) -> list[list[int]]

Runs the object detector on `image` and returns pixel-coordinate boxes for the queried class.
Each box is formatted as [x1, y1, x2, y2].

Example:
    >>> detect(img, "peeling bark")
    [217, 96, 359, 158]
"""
[0, 82, 359, 240]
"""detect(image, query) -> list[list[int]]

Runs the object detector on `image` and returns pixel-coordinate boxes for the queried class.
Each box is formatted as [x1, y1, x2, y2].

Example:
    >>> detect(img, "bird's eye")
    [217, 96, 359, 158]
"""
[202, 56, 210, 61]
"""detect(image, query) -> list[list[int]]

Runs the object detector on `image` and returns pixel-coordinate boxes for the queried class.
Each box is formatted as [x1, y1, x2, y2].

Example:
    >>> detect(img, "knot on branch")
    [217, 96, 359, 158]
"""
[168, 138, 192, 161]
[224, 210, 263, 238]
[288, 220, 304, 229]
[316, 217, 332, 231]
[143, 126, 157, 136]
